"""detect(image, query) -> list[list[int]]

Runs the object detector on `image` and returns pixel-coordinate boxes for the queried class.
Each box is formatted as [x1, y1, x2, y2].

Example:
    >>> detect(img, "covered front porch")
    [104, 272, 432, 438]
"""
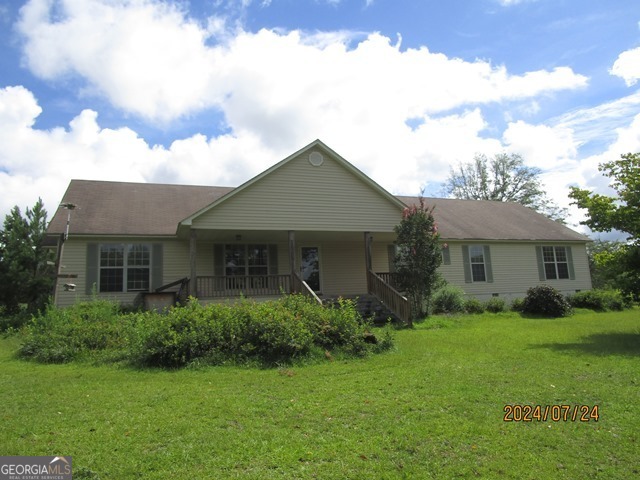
[181, 228, 408, 320]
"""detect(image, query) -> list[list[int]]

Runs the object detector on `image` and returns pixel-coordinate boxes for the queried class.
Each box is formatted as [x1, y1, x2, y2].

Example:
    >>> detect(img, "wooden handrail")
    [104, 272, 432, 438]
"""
[155, 277, 189, 293]
[367, 270, 411, 323]
[291, 271, 323, 305]
[374, 272, 401, 291]
[196, 275, 291, 298]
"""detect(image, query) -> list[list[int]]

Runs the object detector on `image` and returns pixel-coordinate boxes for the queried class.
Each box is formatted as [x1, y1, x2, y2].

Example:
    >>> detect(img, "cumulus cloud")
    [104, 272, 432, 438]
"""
[16, 0, 587, 127]
[502, 120, 578, 169]
[17, 0, 226, 122]
[610, 46, 640, 86]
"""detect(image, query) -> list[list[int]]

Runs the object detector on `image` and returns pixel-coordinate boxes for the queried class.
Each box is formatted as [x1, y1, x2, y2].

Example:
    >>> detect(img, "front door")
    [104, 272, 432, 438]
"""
[300, 246, 321, 292]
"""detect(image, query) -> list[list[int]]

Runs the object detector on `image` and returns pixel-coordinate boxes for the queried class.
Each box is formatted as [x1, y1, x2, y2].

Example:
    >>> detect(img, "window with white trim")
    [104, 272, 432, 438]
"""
[469, 245, 486, 282]
[99, 244, 150, 292]
[542, 246, 569, 280]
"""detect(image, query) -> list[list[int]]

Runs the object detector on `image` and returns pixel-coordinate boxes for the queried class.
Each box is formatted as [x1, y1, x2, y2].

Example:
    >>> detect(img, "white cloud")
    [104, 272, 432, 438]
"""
[0, 85, 42, 128]
[17, 0, 587, 126]
[610, 46, 640, 86]
[17, 0, 226, 122]
[551, 91, 640, 148]
[502, 120, 578, 169]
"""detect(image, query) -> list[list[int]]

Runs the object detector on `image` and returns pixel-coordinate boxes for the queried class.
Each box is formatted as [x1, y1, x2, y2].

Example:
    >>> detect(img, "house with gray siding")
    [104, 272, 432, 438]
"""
[47, 139, 592, 320]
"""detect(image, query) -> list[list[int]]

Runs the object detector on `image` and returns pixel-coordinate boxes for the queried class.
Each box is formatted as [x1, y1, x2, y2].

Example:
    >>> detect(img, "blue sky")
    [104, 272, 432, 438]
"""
[0, 0, 639, 237]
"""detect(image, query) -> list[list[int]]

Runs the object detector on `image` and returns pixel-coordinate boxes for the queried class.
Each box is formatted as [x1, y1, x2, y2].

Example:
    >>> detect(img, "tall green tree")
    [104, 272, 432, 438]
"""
[443, 152, 568, 222]
[569, 152, 640, 299]
[569, 153, 640, 243]
[394, 198, 442, 325]
[587, 240, 640, 298]
[0, 198, 54, 313]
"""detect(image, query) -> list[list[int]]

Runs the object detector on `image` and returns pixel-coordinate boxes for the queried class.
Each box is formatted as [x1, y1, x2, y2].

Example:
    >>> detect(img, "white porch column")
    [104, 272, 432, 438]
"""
[189, 229, 197, 297]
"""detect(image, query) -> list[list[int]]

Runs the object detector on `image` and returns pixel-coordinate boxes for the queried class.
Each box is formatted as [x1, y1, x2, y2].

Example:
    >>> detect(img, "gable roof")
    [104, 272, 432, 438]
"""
[398, 196, 589, 242]
[180, 139, 407, 227]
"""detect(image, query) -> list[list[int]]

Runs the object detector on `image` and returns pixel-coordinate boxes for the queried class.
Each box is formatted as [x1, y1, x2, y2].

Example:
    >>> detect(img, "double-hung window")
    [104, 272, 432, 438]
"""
[469, 245, 487, 282]
[462, 245, 493, 283]
[99, 244, 150, 292]
[542, 246, 569, 280]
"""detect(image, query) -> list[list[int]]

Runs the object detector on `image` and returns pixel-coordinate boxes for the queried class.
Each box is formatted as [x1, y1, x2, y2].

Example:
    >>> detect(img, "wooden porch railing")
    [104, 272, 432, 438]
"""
[375, 272, 401, 290]
[196, 275, 291, 298]
[291, 271, 323, 305]
[367, 270, 411, 323]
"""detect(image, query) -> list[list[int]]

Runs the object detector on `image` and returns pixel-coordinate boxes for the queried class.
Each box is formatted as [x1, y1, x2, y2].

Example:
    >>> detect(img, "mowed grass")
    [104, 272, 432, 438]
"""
[1, 309, 638, 479]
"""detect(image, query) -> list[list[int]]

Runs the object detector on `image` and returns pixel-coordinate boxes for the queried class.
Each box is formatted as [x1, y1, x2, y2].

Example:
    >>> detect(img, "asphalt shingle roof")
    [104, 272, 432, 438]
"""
[47, 180, 589, 242]
[397, 196, 588, 242]
[47, 180, 233, 236]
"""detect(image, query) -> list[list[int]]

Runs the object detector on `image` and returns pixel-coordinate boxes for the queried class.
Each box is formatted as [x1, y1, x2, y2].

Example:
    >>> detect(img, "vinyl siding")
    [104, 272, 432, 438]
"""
[191, 149, 402, 232]
[56, 237, 592, 307]
[438, 241, 592, 301]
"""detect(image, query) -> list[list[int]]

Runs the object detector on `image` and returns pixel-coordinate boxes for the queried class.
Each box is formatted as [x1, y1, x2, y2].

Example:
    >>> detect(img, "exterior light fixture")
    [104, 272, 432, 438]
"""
[59, 203, 77, 241]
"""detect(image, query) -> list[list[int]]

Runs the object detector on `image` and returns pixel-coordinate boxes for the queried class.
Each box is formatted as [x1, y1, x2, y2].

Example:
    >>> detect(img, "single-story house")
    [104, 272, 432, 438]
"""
[47, 139, 592, 320]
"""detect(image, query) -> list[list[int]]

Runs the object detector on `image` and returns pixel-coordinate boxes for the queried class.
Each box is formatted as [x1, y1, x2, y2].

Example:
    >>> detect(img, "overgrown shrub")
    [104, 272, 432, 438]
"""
[19, 295, 394, 368]
[126, 296, 385, 367]
[522, 285, 572, 318]
[18, 300, 125, 363]
[432, 285, 466, 314]
[281, 295, 364, 351]
[485, 297, 507, 313]
[568, 289, 626, 311]
[511, 298, 525, 312]
[464, 298, 485, 314]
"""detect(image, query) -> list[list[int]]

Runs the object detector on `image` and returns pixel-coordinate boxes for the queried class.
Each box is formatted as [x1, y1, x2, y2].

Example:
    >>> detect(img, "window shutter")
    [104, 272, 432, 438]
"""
[566, 246, 575, 280]
[214, 244, 224, 276]
[462, 245, 472, 283]
[151, 244, 163, 291]
[442, 244, 451, 265]
[388, 245, 396, 273]
[86, 243, 98, 295]
[535, 246, 545, 281]
[268, 244, 278, 275]
[483, 245, 493, 283]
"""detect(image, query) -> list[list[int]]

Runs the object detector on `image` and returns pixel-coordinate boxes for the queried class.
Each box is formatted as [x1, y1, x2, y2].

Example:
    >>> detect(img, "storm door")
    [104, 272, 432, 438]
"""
[300, 246, 321, 292]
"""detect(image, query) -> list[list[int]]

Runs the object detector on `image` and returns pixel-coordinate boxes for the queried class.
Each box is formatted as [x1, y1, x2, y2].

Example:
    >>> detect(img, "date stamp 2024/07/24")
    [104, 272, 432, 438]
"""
[503, 404, 599, 422]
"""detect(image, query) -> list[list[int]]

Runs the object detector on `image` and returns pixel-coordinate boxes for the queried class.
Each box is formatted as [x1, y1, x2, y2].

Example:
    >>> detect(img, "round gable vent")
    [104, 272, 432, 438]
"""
[309, 151, 324, 166]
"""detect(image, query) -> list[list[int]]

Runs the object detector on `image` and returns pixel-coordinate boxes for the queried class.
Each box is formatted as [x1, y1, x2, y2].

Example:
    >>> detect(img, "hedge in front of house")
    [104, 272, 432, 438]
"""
[18, 295, 394, 367]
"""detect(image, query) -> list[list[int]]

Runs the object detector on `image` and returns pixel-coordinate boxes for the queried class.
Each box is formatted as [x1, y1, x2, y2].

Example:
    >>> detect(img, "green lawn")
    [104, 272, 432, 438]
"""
[1, 309, 638, 479]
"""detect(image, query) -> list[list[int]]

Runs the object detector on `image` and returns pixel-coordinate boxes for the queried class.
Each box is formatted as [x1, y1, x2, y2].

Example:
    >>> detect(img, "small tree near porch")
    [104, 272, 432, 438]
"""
[394, 198, 442, 325]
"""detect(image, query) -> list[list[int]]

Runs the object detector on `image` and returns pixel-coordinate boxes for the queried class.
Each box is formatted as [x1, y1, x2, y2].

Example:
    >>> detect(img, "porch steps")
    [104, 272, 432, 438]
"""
[324, 294, 399, 325]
